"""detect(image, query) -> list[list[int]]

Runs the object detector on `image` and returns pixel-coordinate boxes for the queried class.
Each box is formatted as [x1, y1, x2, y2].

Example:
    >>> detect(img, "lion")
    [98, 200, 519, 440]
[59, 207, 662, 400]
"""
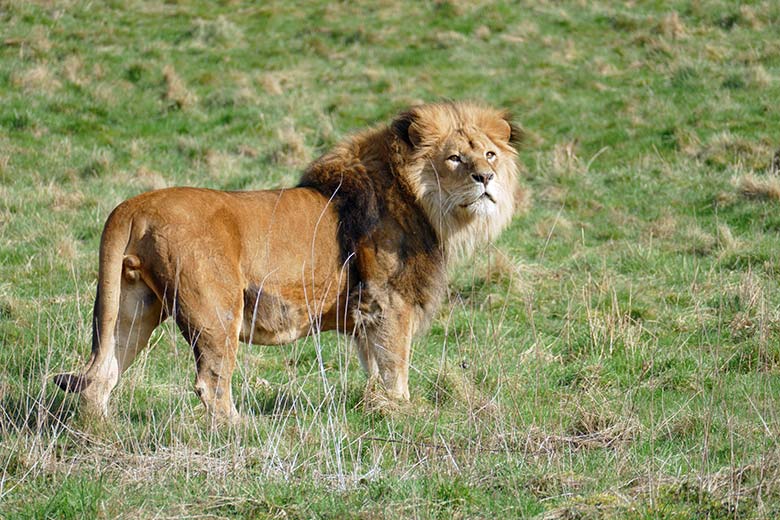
[54, 101, 521, 422]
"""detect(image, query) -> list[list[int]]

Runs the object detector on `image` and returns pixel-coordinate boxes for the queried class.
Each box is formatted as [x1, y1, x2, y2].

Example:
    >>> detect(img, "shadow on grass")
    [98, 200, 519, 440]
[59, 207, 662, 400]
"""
[0, 386, 78, 434]
[239, 386, 298, 417]
[239, 381, 369, 417]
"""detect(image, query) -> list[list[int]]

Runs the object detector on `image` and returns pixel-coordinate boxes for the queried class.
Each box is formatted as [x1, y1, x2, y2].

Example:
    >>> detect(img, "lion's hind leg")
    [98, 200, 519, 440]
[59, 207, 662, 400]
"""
[56, 255, 165, 417]
[174, 280, 243, 425]
[84, 261, 165, 415]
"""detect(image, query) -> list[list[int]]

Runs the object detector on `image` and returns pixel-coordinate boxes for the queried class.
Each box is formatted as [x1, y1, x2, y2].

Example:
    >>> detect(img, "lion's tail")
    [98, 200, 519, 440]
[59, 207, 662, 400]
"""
[54, 203, 134, 395]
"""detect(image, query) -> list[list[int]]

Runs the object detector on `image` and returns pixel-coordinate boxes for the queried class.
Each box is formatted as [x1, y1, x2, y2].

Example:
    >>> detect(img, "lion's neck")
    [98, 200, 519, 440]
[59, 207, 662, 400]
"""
[429, 202, 513, 263]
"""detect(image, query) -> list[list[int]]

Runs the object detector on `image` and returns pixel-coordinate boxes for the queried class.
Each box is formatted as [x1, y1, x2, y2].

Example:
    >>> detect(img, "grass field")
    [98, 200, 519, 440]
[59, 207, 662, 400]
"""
[2, 0, 780, 517]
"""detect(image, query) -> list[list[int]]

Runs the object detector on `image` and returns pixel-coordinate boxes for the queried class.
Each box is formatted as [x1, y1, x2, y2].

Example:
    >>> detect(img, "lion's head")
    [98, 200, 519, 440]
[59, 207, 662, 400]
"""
[392, 102, 521, 258]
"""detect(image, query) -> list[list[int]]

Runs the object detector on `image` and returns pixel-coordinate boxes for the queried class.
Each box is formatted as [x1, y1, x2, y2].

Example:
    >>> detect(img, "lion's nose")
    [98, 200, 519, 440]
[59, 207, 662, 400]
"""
[471, 172, 494, 187]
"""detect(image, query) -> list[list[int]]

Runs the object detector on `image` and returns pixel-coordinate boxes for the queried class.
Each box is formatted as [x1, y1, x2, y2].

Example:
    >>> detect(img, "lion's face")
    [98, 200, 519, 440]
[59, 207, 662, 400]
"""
[428, 127, 512, 220]
[394, 102, 520, 255]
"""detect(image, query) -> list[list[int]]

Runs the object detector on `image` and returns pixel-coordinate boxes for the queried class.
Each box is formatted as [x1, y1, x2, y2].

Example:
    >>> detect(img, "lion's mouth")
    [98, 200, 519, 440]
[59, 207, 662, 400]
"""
[460, 192, 496, 208]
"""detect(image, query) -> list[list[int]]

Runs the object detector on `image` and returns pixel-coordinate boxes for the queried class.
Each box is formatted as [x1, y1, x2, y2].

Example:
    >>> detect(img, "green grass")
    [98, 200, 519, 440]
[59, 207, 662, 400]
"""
[2, 0, 780, 517]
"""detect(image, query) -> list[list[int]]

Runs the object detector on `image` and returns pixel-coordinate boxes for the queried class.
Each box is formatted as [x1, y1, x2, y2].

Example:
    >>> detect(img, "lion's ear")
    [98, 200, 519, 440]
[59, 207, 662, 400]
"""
[506, 118, 524, 147]
[489, 113, 523, 147]
[391, 110, 422, 148]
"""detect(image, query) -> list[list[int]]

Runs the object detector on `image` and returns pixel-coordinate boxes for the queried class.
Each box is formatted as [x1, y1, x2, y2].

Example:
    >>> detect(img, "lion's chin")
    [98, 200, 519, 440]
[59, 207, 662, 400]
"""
[459, 193, 498, 217]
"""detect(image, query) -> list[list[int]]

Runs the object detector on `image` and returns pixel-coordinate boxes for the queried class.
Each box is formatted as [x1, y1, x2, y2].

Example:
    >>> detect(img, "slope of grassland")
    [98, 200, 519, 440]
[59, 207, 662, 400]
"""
[2, 1, 780, 518]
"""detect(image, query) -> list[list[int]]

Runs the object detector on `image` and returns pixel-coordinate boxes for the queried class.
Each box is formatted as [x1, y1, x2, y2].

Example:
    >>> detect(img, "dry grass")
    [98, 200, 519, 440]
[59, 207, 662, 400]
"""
[133, 166, 169, 191]
[749, 64, 773, 88]
[79, 148, 114, 179]
[656, 11, 687, 40]
[259, 73, 284, 96]
[61, 55, 87, 86]
[478, 247, 538, 298]
[542, 449, 780, 519]
[272, 121, 311, 168]
[204, 72, 259, 108]
[647, 212, 678, 239]
[695, 132, 773, 171]
[716, 223, 741, 253]
[162, 64, 198, 110]
[205, 150, 241, 181]
[11, 63, 61, 93]
[187, 16, 245, 49]
[535, 214, 574, 241]
[549, 140, 582, 177]
[734, 173, 780, 201]
[680, 225, 717, 256]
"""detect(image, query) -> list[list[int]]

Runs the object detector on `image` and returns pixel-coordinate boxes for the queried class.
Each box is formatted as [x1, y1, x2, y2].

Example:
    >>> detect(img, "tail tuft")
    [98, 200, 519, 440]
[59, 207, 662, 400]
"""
[53, 373, 89, 393]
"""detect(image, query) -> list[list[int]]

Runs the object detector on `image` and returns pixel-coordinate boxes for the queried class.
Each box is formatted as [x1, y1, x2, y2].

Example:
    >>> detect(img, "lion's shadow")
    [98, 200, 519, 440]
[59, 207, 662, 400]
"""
[0, 386, 77, 435]
[238, 386, 298, 417]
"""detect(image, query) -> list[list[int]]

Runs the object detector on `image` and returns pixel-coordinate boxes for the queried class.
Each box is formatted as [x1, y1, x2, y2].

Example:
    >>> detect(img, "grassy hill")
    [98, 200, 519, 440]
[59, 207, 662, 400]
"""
[2, 1, 780, 517]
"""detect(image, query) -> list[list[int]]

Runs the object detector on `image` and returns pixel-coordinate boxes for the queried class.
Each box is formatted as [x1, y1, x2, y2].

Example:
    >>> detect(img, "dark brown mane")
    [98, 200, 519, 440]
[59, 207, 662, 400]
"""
[298, 124, 424, 266]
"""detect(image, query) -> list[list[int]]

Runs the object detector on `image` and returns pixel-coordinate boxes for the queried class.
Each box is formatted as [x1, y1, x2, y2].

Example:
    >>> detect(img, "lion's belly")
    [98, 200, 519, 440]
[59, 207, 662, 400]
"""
[238, 285, 347, 345]
[239, 322, 308, 345]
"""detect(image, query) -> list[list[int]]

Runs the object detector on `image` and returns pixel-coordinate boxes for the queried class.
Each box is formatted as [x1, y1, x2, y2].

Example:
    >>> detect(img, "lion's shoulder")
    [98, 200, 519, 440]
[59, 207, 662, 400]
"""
[298, 144, 383, 263]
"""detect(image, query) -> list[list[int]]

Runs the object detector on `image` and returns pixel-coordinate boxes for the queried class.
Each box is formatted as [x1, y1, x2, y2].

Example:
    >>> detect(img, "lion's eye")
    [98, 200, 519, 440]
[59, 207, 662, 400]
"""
[447, 155, 461, 163]
[486, 151, 496, 160]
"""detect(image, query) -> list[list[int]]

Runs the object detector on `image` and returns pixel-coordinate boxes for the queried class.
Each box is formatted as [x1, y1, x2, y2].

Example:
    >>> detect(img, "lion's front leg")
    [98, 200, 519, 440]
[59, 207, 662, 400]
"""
[354, 290, 414, 401]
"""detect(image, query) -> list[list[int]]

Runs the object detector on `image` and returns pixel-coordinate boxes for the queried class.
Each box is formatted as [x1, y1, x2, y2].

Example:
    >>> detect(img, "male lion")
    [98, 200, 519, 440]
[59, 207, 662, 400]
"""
[55, 102, 521, 422]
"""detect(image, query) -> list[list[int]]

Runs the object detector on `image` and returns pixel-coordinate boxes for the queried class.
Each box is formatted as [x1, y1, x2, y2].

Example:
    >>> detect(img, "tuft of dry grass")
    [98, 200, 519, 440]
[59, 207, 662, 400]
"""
[526, 471, 591, 500]
[527, 420, 637, 454]
[715, 223, 744, 261]
[27, 25, 52, 55]
[259, 73, 284, 96]
[749, 64, 773, 88]
[162, 64, 198, 110]
[204, 73, 259, 108]
[61, 55, 87, 86]
[716, 223, 737, 250]
[426, 368, 497, 418]
[361, 377, 403, 415]
[738, 4, 766, 30]
[46, 183, 86, 212]
[566, 405, 637, 445]
[695, 132, 772, 171]
[474, 25, 491, 41]
[479, 247, 535, 298]
[514, 181, 533, 216]
[541, 139, 603, 181]
[542, 449, 780, 520]
[656, 11, 687, 40]
[79, 148, 113, 179]
[680, 225, 716, 256]
[55, 237, 79, 261]
[534, 214, 573, 241]
[93, 80, 133, 107]
[647, 212, 677, 239]
[133, 166, 168, 191]
[205, 150, 240, 181]
[582, 282, 646, 357]
[734, 173, 780, 201]
[177, 135, 208, 162]
[272, 122, 311, 168]
[11, 63, 61, 93]
[552, 140, 580, 172]
[187, 16, 245, 49]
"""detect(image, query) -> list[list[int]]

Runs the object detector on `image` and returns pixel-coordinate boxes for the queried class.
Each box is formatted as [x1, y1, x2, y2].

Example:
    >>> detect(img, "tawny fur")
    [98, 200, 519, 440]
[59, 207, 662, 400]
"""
[54, 102, 522, 422]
